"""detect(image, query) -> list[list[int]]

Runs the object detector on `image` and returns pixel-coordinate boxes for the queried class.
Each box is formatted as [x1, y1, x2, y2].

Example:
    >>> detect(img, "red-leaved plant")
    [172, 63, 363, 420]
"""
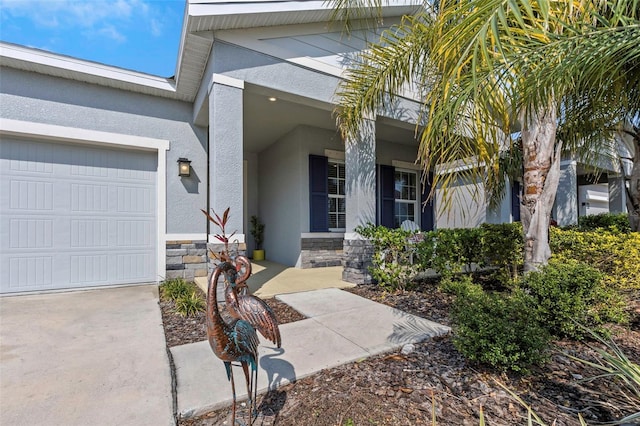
[201, 207, 237, 261]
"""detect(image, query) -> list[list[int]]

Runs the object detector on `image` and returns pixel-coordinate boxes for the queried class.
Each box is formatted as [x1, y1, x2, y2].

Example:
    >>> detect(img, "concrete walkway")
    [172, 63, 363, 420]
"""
[171, 287, 450, 420]
[0, 285, 174, 426]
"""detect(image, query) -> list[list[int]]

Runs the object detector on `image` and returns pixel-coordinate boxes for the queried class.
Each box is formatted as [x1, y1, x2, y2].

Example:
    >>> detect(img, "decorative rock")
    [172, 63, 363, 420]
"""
[401, 344, 415, 355]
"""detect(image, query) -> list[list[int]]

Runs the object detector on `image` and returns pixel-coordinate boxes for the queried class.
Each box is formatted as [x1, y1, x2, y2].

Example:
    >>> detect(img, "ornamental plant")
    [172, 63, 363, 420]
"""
[451, 287, 551, 373]
[519, 260, 628, 339]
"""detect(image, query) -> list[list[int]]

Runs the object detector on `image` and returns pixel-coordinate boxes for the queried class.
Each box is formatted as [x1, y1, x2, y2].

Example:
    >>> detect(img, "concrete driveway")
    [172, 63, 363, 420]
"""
[0, 285, 174, 426]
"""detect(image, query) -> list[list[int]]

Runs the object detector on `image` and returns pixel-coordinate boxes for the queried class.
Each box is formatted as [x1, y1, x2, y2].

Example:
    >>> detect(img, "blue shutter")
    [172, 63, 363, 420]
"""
[511, 180, 521, 222]
[421, 172, 435, 231]
[379, 165, 395, 228]
[309, 155, 328, 232]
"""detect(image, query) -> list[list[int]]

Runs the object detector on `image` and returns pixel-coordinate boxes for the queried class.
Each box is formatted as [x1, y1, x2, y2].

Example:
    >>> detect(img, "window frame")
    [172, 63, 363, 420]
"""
[327, 159, 346, 232]
[393, 168, 420, 228]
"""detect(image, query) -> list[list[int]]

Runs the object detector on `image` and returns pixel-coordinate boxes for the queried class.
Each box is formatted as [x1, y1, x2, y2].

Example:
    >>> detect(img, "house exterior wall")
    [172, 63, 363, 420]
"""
[204, 42, 341, 114]
[435, 176, 487, 229]
[0, 67, 207, 236]
[1, 67, 208, 283]
[259, 125, 343, 267]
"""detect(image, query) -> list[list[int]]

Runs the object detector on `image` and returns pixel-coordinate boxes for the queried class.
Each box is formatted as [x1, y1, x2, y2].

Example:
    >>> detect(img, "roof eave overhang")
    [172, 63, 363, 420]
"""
[174, 0, 422, 101]
[0, 42, 187, 101]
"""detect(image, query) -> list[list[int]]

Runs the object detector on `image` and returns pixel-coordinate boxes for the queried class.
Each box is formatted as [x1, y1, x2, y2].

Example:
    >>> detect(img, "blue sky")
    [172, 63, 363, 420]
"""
[0, 0, 185, 77]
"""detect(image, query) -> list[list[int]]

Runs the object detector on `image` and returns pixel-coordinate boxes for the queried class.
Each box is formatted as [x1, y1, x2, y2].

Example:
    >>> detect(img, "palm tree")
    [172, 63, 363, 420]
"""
[331, 0, 640, 271]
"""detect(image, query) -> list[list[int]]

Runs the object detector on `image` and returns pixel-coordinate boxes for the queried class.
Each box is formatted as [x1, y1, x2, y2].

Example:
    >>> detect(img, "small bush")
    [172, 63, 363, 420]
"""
[174, 291, 205, 317]
[439, 274, 484, 298]
[577, 212, 631, 233]
[520, 260, 628, 339]
[550, 228, 640, 290]
[160, 278, 191, 300]
[451, 288, 550, 373]
[480, 222, 523, 281]
[356, 224, 416, 290]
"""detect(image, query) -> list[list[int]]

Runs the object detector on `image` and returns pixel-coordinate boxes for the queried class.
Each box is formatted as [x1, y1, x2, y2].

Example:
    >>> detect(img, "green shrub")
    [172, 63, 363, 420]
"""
[550, 227, 640, 290]
[451, 288, 550, 373]
[355, 224, 416, 290]
[174, 291, 206, 317]
[428, 228, 481, 277]
[439, 274, 484, 298]
[160, 278, 191, 301]
[480, 222, 523, 281]
[577, 212, 631, 233]
[520, 260, 628, 339]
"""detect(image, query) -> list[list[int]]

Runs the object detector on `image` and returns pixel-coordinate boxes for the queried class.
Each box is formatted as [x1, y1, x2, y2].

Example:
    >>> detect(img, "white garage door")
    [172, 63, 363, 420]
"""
[0, 138, 158, 293]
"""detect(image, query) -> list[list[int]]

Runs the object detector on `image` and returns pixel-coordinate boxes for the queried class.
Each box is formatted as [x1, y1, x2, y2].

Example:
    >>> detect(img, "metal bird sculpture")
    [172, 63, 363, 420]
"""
[224, 258, 281, 348]
[207, 262, 259, 426]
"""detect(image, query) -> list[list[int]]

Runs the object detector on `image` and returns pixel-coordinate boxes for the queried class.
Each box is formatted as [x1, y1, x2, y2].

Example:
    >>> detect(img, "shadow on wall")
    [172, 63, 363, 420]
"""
[180, 167, 201, 194]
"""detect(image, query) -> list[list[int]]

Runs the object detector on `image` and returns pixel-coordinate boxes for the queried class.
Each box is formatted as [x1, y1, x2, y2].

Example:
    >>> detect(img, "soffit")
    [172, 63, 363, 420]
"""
[175, 0, 422, 100]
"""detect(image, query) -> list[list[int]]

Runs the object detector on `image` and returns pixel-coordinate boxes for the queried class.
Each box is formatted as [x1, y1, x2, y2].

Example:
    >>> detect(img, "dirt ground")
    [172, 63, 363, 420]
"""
[159, 284, 640, 426]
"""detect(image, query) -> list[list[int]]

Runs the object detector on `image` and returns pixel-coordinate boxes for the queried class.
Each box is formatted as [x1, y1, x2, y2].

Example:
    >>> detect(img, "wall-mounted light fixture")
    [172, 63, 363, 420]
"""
[178, 158, 191, 177]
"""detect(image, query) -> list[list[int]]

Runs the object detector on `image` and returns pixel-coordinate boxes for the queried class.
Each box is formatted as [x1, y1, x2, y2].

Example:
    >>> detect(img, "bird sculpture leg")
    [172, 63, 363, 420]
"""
[241, 361, 254, 426]
[224, 362, 238, 426]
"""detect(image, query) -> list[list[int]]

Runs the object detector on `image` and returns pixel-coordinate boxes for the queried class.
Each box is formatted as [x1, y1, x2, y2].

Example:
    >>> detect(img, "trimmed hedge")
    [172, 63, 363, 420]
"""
[576, 212, 631, 233]
[519, 260, 628, 339]
[451, 285, 550, 373]
[550, 227, 640, 290]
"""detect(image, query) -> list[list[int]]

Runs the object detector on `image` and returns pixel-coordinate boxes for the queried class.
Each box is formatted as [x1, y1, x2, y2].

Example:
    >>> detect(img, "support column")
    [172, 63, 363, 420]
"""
[608, 173, 627, 213]
[342, 118, 376, 284]
[208, 75, 245, 253]
[554, 161, 579, 227]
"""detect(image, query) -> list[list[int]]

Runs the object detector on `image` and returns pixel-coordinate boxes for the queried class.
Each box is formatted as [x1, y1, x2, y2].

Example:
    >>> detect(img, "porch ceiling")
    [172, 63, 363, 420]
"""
[243, 86, 420, 154]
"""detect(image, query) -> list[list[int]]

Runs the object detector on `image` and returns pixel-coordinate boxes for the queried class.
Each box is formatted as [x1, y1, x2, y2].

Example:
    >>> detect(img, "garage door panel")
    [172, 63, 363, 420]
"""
[10, 218, 54, 249]
[8, 256, 53, 289]
[1, 138, 158, 293]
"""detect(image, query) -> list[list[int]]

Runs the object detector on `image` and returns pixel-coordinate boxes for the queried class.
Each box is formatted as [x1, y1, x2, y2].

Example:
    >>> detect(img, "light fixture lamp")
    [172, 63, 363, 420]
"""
[178, 158, 191, 177]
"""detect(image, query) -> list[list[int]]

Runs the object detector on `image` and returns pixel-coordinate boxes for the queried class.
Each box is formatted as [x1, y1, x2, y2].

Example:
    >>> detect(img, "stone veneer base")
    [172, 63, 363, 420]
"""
[165, 240, 208, 281]
[341, 238, 374, 284]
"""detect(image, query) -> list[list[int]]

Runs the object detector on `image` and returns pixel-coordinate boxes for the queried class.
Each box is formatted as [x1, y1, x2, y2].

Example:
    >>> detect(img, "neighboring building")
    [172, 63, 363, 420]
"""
[0, 0, 628, 294]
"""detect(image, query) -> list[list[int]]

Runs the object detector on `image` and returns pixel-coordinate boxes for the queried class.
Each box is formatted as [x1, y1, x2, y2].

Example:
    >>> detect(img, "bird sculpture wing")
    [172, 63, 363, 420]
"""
[230, 318, 260, 370]
[237, 295, 281, 348]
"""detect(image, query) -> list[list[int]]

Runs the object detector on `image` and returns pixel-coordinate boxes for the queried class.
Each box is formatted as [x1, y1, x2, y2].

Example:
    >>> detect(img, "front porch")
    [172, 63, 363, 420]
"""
[194, 259, 354, 298]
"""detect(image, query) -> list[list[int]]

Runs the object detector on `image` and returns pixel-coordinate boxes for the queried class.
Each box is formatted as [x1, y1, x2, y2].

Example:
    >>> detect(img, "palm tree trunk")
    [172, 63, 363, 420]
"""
[520, 103, 561, 273]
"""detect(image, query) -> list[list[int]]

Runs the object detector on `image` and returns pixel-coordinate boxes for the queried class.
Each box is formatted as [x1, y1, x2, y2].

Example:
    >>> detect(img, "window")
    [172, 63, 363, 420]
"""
[328, 160, 345, 230]
[394, 170, 418, 228]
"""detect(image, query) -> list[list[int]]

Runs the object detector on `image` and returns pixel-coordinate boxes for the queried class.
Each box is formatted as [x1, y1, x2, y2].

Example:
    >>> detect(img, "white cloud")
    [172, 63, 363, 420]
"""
[0, 0, 168, 38]
[95, 24, 127, 43]
[150, 18, 162, 37]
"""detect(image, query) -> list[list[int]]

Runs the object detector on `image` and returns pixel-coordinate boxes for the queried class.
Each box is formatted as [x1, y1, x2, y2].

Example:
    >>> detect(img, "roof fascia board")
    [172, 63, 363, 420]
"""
[187, 0, 420, 26]
[0, 42, 178, 95]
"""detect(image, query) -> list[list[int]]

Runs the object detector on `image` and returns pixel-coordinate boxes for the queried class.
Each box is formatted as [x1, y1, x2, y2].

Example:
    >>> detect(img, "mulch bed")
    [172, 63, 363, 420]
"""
[161, 283, 640, 426]
[159, 289, 306, 348]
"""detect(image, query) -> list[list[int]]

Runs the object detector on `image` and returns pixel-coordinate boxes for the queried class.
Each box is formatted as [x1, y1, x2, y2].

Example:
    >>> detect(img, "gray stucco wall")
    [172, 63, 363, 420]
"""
[0, 67, 207, 235]
[245, 152, 260, 253]
[259, 125, 343, 266]
[376, 139, 420, 165]
[435, 176, 488, 229]
[204, 42, 339, 111]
